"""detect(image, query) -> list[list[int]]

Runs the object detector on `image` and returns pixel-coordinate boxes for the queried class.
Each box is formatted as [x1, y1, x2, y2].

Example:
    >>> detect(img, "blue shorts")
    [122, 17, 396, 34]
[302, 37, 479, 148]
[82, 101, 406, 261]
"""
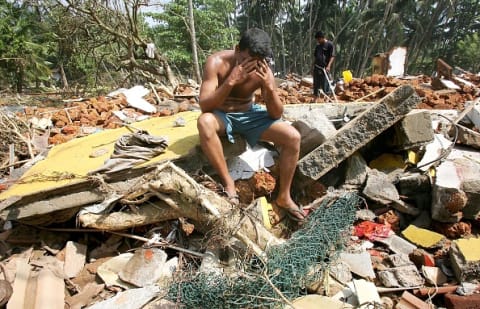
[213, 104, 279, 147]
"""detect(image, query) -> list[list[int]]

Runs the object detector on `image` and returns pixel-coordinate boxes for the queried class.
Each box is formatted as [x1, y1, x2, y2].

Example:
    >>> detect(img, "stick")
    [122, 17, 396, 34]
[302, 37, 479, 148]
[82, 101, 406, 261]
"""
[354, 87, 385, 102]
[149, 82, 162, 104]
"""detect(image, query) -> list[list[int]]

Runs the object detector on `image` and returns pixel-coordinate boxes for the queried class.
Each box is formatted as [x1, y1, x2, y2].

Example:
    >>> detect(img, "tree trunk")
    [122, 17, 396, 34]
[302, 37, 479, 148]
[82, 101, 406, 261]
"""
[188, 0, 202, 83]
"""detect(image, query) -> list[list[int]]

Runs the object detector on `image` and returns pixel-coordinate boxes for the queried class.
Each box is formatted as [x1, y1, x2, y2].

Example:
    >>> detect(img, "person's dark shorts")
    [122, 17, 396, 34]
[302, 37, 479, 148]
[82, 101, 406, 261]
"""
[213, 104, 280, 147]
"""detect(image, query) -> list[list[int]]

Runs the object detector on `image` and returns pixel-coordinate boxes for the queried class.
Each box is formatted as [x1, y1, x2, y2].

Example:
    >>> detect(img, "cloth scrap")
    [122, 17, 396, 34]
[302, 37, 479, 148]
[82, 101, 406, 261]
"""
[89, 130, 168, 174]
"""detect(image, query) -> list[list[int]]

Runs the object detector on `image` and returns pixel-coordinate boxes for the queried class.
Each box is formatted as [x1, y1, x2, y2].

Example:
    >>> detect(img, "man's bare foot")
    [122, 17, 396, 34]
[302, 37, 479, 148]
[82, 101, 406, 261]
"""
[274, 199, 305, 222]
[222, 185, 239, 206]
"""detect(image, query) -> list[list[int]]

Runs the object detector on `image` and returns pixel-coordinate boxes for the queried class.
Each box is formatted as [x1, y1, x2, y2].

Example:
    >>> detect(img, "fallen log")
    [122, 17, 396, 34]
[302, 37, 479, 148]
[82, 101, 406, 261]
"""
[78, 161, 281, 254]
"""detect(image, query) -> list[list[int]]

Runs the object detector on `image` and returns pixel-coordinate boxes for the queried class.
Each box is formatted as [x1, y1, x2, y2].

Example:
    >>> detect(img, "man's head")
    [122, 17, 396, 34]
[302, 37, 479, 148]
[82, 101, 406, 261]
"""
[315, 31, 326, 43]
[237, 28, 273, 60]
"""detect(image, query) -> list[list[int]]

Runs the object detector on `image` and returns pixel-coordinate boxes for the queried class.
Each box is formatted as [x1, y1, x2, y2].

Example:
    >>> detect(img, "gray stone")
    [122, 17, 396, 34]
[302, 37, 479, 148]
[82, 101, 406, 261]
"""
[87, 285, 160, 309]
[339, 251, 375, 279]
[388, 254, 413, 267]
[387, 110, 434, 150]
[118, 248, 167, 287]
[343, 152, 368, 188]
[362, 169, 399, 204]
[378, 265, 424, 288]
[376, 235, 417, 255]
[297, 85, 421, 180]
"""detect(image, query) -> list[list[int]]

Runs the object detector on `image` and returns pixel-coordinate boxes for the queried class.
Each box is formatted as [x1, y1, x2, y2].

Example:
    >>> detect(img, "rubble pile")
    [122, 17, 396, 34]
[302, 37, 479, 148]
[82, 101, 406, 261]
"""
[0, 68, 478, 308]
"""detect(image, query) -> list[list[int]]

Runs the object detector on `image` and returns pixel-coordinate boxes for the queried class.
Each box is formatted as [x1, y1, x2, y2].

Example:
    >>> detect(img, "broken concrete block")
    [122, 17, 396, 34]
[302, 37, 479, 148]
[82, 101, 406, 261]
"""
[452, 123, 480, 149]
[387, 110, 434, 150]
[119, 248, 167, 287]
[297, 85, 421, 180]
[449, 237, 480, 282]
[339, 251, 375, 279]
[343, 152, 368, 188]
[87, 285, 160, 309]
[64, 241, 87, 278]
[291, 120, 332, 158]
[378, 265, 424, 288]
[362, 169, 399, 204]
[377, 234, 417, 255]
[388, 253, 413, 267]
[421, 266, 448, 285]
[402, 225, 445, 248]
[353, 279, 382, 308]
[287, 109, 337, 140]
[97, 253, 136, 289]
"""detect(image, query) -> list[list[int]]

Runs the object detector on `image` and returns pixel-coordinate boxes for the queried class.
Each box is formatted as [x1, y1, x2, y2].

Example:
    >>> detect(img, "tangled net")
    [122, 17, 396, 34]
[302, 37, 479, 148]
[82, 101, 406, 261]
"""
[168, 192, 359, 308]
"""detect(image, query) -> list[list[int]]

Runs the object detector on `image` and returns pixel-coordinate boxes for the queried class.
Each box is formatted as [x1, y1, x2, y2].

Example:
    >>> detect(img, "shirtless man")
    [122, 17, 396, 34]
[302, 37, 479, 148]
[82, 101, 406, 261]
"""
[197, 28, 304, 221]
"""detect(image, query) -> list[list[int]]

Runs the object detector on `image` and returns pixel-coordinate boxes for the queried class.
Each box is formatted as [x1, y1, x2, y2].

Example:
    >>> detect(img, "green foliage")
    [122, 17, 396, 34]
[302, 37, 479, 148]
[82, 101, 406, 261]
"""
[0, 0, 53, 91]
[455, 33, 480, 73]
[146, 0, 238, 78]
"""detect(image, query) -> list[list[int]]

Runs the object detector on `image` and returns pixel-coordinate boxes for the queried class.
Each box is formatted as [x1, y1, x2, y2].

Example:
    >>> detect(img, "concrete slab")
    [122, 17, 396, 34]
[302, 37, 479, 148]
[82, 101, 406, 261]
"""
[297, 85, 421, 180]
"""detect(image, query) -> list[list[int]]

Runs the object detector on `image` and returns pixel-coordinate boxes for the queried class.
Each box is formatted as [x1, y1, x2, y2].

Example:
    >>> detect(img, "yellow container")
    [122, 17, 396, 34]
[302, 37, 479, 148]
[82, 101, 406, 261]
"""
[342, 70, 353, 83]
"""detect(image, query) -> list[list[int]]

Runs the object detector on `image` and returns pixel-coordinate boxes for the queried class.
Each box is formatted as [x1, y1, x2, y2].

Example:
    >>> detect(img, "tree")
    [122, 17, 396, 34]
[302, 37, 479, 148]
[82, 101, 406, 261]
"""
[56, 0, 179, 88]
[0, 0, 52, 92]
[147, 0, 237, 80]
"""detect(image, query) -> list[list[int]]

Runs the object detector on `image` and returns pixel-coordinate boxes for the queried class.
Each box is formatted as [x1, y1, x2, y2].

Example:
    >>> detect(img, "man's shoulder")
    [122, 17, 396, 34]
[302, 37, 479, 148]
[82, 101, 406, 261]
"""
[208, 49, 235, 60]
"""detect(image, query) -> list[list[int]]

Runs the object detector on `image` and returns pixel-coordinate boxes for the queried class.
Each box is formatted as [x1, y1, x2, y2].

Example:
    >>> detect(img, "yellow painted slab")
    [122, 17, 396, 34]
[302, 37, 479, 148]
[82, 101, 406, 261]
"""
[0, 111, 200, 200]
[401, 225, 444, 248]
[455, 238, 480, 262]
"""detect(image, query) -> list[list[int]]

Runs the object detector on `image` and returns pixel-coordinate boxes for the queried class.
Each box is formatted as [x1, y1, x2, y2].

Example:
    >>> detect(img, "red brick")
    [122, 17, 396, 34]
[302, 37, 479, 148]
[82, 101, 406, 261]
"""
[445, 293, 480, 309]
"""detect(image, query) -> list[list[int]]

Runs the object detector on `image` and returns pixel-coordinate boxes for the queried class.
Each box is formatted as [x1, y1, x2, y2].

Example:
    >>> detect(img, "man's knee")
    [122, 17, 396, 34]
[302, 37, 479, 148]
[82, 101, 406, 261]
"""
[197, 113, 218, 134]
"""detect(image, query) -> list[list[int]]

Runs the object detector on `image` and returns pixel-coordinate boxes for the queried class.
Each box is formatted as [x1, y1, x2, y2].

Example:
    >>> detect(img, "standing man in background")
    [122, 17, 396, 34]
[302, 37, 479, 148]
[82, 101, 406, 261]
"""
[312, 31, 336, 98]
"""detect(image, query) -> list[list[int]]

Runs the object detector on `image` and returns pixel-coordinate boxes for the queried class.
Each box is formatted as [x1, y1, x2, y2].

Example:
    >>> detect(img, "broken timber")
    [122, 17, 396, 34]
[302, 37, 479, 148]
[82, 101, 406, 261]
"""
[297, 85, 421, 180]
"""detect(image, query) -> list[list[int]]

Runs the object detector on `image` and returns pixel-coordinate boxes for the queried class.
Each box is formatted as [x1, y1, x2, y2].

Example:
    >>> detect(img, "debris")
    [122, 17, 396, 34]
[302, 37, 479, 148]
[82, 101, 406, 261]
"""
[402, 225, 445, 248]
[64, 241, 87, 278]
[339, 251, 376, 279]
[449, 237, 480, 281]
[396, 290, 433, 309]
[87, 285, 160, 309]
[96, 253, 136, 289]
[353, 279, 382, 308]
[298, 84, 421, 180]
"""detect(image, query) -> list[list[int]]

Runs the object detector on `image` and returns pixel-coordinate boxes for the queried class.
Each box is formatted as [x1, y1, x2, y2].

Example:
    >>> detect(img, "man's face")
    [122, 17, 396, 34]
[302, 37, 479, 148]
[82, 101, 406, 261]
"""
[316, 37, 326, 44]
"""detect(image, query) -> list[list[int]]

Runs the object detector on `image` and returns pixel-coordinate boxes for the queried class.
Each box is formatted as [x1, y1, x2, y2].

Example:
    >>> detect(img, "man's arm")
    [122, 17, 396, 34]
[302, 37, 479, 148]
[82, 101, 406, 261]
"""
[326, 42, 336, 72]
[257, 60, 283, 119]
[199, 55, 257, 113]
[198, 55, 232, 113]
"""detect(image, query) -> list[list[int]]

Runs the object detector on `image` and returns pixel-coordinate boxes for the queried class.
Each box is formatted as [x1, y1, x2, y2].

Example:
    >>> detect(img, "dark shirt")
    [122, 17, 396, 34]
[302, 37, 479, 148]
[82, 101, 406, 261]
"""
[314, 40, 335, 68]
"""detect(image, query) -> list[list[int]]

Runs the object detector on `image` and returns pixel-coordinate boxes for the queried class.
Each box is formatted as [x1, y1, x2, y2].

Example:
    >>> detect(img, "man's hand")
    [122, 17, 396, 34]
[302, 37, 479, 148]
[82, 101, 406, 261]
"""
[255, 59, 275, 91]
[227, 58, 257, 86]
